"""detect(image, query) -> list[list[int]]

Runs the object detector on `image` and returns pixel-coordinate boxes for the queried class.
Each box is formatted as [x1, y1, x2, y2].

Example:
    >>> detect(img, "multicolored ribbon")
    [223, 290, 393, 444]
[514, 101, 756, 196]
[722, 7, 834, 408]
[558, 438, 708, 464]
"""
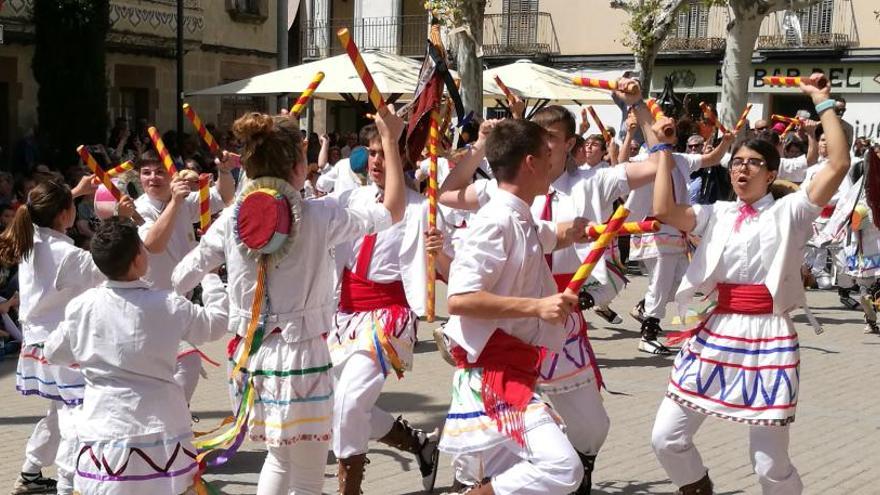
[290, 71, 325, 118]
[147, 126, 179, 175]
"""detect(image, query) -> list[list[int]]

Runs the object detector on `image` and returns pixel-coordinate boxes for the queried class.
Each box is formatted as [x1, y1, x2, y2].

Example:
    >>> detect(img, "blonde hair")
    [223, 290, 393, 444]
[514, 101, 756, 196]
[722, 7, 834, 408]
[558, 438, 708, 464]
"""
[232, 113, 305, 180]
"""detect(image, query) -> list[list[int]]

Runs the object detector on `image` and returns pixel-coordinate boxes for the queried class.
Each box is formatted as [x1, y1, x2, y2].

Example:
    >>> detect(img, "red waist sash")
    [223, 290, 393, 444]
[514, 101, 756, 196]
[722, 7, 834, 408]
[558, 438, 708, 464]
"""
[552, 273, 575, 293]
[338, 267, 408, 313]
[820, 205, 835, 218]
[452, 330, 540, 447]
[715, 283, 773, 315]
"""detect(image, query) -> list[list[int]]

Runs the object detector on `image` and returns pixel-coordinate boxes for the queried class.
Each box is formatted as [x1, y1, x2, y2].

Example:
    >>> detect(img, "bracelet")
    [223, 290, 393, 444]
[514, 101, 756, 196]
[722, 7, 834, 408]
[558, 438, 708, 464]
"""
[815, 99, 836, 115]
[648, 143, 674, 153]
[628, 100, 646, 113]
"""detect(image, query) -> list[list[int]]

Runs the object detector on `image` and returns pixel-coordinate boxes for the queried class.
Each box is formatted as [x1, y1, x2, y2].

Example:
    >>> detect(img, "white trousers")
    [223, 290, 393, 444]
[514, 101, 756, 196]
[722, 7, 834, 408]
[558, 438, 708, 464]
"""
[454, 420, 583, 495]
[256, 442, 329, 495]
[805, 246, 831, 277]
[22, 401, 60, 474]
[545, 385, 610, 456]
[651, 398, 803, 494]
[331, 351, 395, 458]
[173, 352, 203, 404]
[643, 253, 689, 320]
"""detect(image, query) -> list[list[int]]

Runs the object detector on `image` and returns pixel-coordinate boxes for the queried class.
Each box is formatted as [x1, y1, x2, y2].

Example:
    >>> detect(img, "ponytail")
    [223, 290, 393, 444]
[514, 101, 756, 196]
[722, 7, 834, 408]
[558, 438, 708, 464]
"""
[0, 179, 73, 265]
[0, 205, 35, 264]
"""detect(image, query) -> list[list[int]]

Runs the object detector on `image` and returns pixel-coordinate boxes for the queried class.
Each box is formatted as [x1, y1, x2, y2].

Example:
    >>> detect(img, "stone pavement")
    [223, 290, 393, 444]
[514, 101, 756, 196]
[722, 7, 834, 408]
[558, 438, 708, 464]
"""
[1, 275, 879, 494]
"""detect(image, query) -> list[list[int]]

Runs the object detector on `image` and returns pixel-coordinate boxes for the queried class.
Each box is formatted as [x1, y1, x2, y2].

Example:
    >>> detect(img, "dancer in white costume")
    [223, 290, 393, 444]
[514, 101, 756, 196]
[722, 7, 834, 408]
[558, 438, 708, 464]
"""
[172, 108, 407, 495]
[649, 74, 850, 494]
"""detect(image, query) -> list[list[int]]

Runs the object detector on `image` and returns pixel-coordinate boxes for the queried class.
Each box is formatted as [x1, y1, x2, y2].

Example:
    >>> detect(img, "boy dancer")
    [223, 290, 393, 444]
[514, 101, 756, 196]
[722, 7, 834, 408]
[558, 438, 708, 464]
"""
[328, 124, 440, 492]
[135, 151, 234, 402]
[439, 118, 583, 495]
[44, 218, 228, 494]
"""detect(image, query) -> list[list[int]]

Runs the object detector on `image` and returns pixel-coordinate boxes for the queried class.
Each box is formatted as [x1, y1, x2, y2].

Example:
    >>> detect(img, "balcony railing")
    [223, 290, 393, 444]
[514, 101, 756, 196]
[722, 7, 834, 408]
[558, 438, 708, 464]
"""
[661, 4, 728, 53]
[301, 15, 428, 60]
[482, 12, 559, 57]
[756, 1, 856, 51]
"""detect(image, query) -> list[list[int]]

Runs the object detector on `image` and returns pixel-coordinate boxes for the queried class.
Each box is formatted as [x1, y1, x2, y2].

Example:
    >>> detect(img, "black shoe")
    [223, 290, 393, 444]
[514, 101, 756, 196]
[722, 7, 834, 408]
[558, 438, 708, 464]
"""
[378, 416, 440, 491]
[629, 299, 646, 324]
[639, 317, 674, 355]
[11, 472, 57, 494]
[839, 289, 860, 310]
[594, 305, 622, 325]
[574, 452, 596, 494]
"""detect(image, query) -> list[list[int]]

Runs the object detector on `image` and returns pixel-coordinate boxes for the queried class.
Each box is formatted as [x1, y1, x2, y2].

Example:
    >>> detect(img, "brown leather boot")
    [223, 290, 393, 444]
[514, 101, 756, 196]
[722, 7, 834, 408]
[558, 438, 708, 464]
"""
[378, 416, 440, 491]
[337, 454, 367, 495]
[676, 472, 713, 495]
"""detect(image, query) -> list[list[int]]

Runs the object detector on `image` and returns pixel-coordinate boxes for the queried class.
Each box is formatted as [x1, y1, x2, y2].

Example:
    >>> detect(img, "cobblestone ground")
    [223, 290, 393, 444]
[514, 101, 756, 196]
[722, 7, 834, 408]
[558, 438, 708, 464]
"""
[2, 275, 878, 494]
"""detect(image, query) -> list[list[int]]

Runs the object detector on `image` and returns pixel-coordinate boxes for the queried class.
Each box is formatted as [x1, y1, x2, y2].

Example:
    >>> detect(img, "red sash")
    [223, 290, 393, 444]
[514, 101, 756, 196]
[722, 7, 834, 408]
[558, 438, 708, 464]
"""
[820, 205, 835, 218]
[338, 233, 409, 313]
[451, 330, 540, 447]
[667, 283, 773, 346]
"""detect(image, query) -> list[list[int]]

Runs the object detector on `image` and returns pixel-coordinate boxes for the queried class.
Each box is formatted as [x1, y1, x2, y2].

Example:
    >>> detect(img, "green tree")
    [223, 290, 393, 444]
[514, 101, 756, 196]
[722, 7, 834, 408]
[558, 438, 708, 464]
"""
[32, 0, 110, 167]
[428, 0, 488, 116]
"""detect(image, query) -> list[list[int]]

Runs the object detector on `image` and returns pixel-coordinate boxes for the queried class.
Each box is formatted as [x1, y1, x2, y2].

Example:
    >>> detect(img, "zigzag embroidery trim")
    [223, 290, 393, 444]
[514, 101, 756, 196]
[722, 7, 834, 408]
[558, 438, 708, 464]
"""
[76, 442, 197, 482]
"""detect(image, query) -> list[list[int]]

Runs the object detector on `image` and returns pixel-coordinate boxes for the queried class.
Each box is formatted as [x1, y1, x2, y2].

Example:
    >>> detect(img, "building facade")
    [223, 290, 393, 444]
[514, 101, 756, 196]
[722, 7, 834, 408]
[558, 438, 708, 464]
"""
[0, 0, 280, 167]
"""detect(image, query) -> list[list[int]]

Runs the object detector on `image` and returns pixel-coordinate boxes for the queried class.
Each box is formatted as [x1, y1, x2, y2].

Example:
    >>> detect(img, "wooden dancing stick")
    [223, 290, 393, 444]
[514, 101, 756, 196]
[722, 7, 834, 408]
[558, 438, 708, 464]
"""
[198, 174, 211, 233]
[105, 160, 134, 177]
[337, 28, 386, 112]
[586, 106, 611, 143]
[699, 102, 729, 134]
[571, 77, 639, 94]
[147, 126, 179, 175]
[425, 109, 440, 322]
[734, 103, 753, 132]
[493, 75, 514, 100]
[183, 103, 221, 155]
[771, 114, 800, 125]
[290, 71, 325, 118]
[762, 75, 828, 89]
[565, 205, 630, 295]
[586, 219, 659, 240]
[646, 99, 676, 138]
[77, 146, 144, 225]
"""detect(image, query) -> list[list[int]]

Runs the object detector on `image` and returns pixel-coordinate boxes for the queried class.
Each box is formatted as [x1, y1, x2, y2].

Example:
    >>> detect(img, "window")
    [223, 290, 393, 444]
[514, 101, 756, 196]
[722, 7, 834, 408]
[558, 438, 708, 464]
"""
[233, 0, 260, 15]
[118, 87, 149, 131]
[226, 0, 267, 22]
[502, 0, 539, 48]
[220, 82, 267, 131]
[674, 1, 709, 40]
[796, 0, 833, 36]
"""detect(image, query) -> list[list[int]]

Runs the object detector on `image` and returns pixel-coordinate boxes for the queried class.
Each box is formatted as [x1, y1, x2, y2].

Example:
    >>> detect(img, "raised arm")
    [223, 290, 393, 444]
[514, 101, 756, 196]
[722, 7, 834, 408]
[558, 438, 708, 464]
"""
[802, 74, 850, 206]
[438, 119, 497, 210]
[216, 153, 236, 205]
[652, 126, 698, 233]
[374, 105, 406, 224]
[142, 178, 190, 254]
[700, 133, 735, 168]
[804, 119, 820, 166]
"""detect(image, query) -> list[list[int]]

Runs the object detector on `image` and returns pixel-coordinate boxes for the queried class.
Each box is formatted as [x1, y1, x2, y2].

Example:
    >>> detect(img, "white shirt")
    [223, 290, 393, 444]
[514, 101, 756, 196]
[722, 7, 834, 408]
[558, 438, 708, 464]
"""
[18, 226, 104, 345]
[579, 160, 609, 171]
[316, 158, 367, 195]
[444, 188, 564, 361]
[44, 276, 227, 441]
[172, 194, 392, 343]
[680, 190, 820, 314]
[778, 154, 809, 183]
[135, 188, 225, 290]
[801, 158, 852, 207]
[339, 184, 429, 315]
[627, 152, 702, 258]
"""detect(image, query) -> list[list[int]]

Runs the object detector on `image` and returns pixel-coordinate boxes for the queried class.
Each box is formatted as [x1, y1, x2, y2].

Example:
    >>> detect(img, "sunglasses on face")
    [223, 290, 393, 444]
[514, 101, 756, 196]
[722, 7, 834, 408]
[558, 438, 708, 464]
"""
[687, 143, 703, 149]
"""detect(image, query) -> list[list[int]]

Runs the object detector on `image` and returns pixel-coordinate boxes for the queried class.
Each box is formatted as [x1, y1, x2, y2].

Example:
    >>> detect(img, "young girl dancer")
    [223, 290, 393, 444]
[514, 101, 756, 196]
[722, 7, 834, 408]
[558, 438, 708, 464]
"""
[7, 177, 134, 495]
[171, 108, 406, 494]
[650, 75, 849, 494]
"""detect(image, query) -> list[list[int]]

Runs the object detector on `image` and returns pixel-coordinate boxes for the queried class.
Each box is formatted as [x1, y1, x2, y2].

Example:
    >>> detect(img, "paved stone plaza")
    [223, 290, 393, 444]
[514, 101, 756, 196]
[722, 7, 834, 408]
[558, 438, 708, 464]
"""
[1, 275, 878, 494]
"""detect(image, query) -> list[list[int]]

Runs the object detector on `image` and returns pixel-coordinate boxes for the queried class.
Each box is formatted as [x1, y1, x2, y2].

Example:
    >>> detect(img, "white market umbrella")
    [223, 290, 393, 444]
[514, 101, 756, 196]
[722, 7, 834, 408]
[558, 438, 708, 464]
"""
[484, 60, 611, 113]
[189, 50, 432, 102]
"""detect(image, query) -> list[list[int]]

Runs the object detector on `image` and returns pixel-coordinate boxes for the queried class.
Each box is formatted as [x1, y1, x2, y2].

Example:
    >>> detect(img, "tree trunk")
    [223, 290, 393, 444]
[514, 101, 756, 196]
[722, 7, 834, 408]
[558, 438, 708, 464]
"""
[635, 43, 659, 95]
[451, 0, 486, 117]
[718, 3, 763, 131]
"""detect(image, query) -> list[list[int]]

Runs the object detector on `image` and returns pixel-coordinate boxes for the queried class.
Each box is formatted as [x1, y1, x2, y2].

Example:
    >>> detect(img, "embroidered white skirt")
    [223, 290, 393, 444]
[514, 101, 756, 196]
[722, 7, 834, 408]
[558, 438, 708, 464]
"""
[16, 343, 84, 406]
[537, 311, 600, 395]
[327, 306, 417, 376]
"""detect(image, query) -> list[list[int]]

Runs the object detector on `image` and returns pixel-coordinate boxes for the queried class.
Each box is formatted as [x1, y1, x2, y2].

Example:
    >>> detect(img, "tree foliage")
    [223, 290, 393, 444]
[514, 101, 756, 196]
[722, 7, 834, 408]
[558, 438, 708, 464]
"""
[32, 0, 110, 167]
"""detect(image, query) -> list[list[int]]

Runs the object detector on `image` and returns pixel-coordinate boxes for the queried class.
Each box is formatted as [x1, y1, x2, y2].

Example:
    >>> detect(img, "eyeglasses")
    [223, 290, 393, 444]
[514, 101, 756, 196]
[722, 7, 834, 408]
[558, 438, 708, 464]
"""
[687, 143, 703, 149]
[729, 157, 767, 171]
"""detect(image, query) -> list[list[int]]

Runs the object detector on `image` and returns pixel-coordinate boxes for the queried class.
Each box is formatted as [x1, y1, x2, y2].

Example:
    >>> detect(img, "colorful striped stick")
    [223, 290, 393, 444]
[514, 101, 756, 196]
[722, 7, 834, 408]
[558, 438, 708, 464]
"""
[290, 71, 325, 118]
[586, 220, 659, 240]
[198, 174, 211, 232]
[566, 205, 630, 295]
[781, 121, 797, 139]
[106, 160, 134, 177]
[734, 103, 753, 132]
[762, 75, 828, 89]
[586, 106, 610, 143]
[426, 109, 440, 323]
[771, 114, 800, 125]
[699, 102, 729, 134]
[147, 127, 179, 175]
[337, 28, 385, 112]
[76, 146, 144, 225]
[571, 77, 638, 94]
[646, 99, 676, 138]
[183, 104, 220, 155]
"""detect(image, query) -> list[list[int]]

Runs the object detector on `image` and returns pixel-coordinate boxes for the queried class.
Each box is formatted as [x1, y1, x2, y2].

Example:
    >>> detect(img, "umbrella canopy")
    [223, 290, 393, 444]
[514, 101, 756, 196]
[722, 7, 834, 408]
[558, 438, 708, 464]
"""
[189, 50, 440, 101]
[484, 60, 610, 106]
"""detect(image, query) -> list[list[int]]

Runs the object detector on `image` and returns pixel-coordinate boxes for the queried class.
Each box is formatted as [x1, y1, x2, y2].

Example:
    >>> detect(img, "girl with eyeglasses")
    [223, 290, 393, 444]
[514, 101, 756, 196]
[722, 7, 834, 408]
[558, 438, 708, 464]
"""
[648, 73, 850, 494]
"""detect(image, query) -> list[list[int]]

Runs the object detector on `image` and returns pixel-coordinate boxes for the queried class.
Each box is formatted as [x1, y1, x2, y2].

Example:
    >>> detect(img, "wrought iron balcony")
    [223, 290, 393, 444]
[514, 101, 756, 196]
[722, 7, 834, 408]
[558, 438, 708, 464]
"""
[482, 12, 559, 57]
[756, 1, 856, 51]
[301, 15, 428, 60]
[661, 4, 728, 53]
